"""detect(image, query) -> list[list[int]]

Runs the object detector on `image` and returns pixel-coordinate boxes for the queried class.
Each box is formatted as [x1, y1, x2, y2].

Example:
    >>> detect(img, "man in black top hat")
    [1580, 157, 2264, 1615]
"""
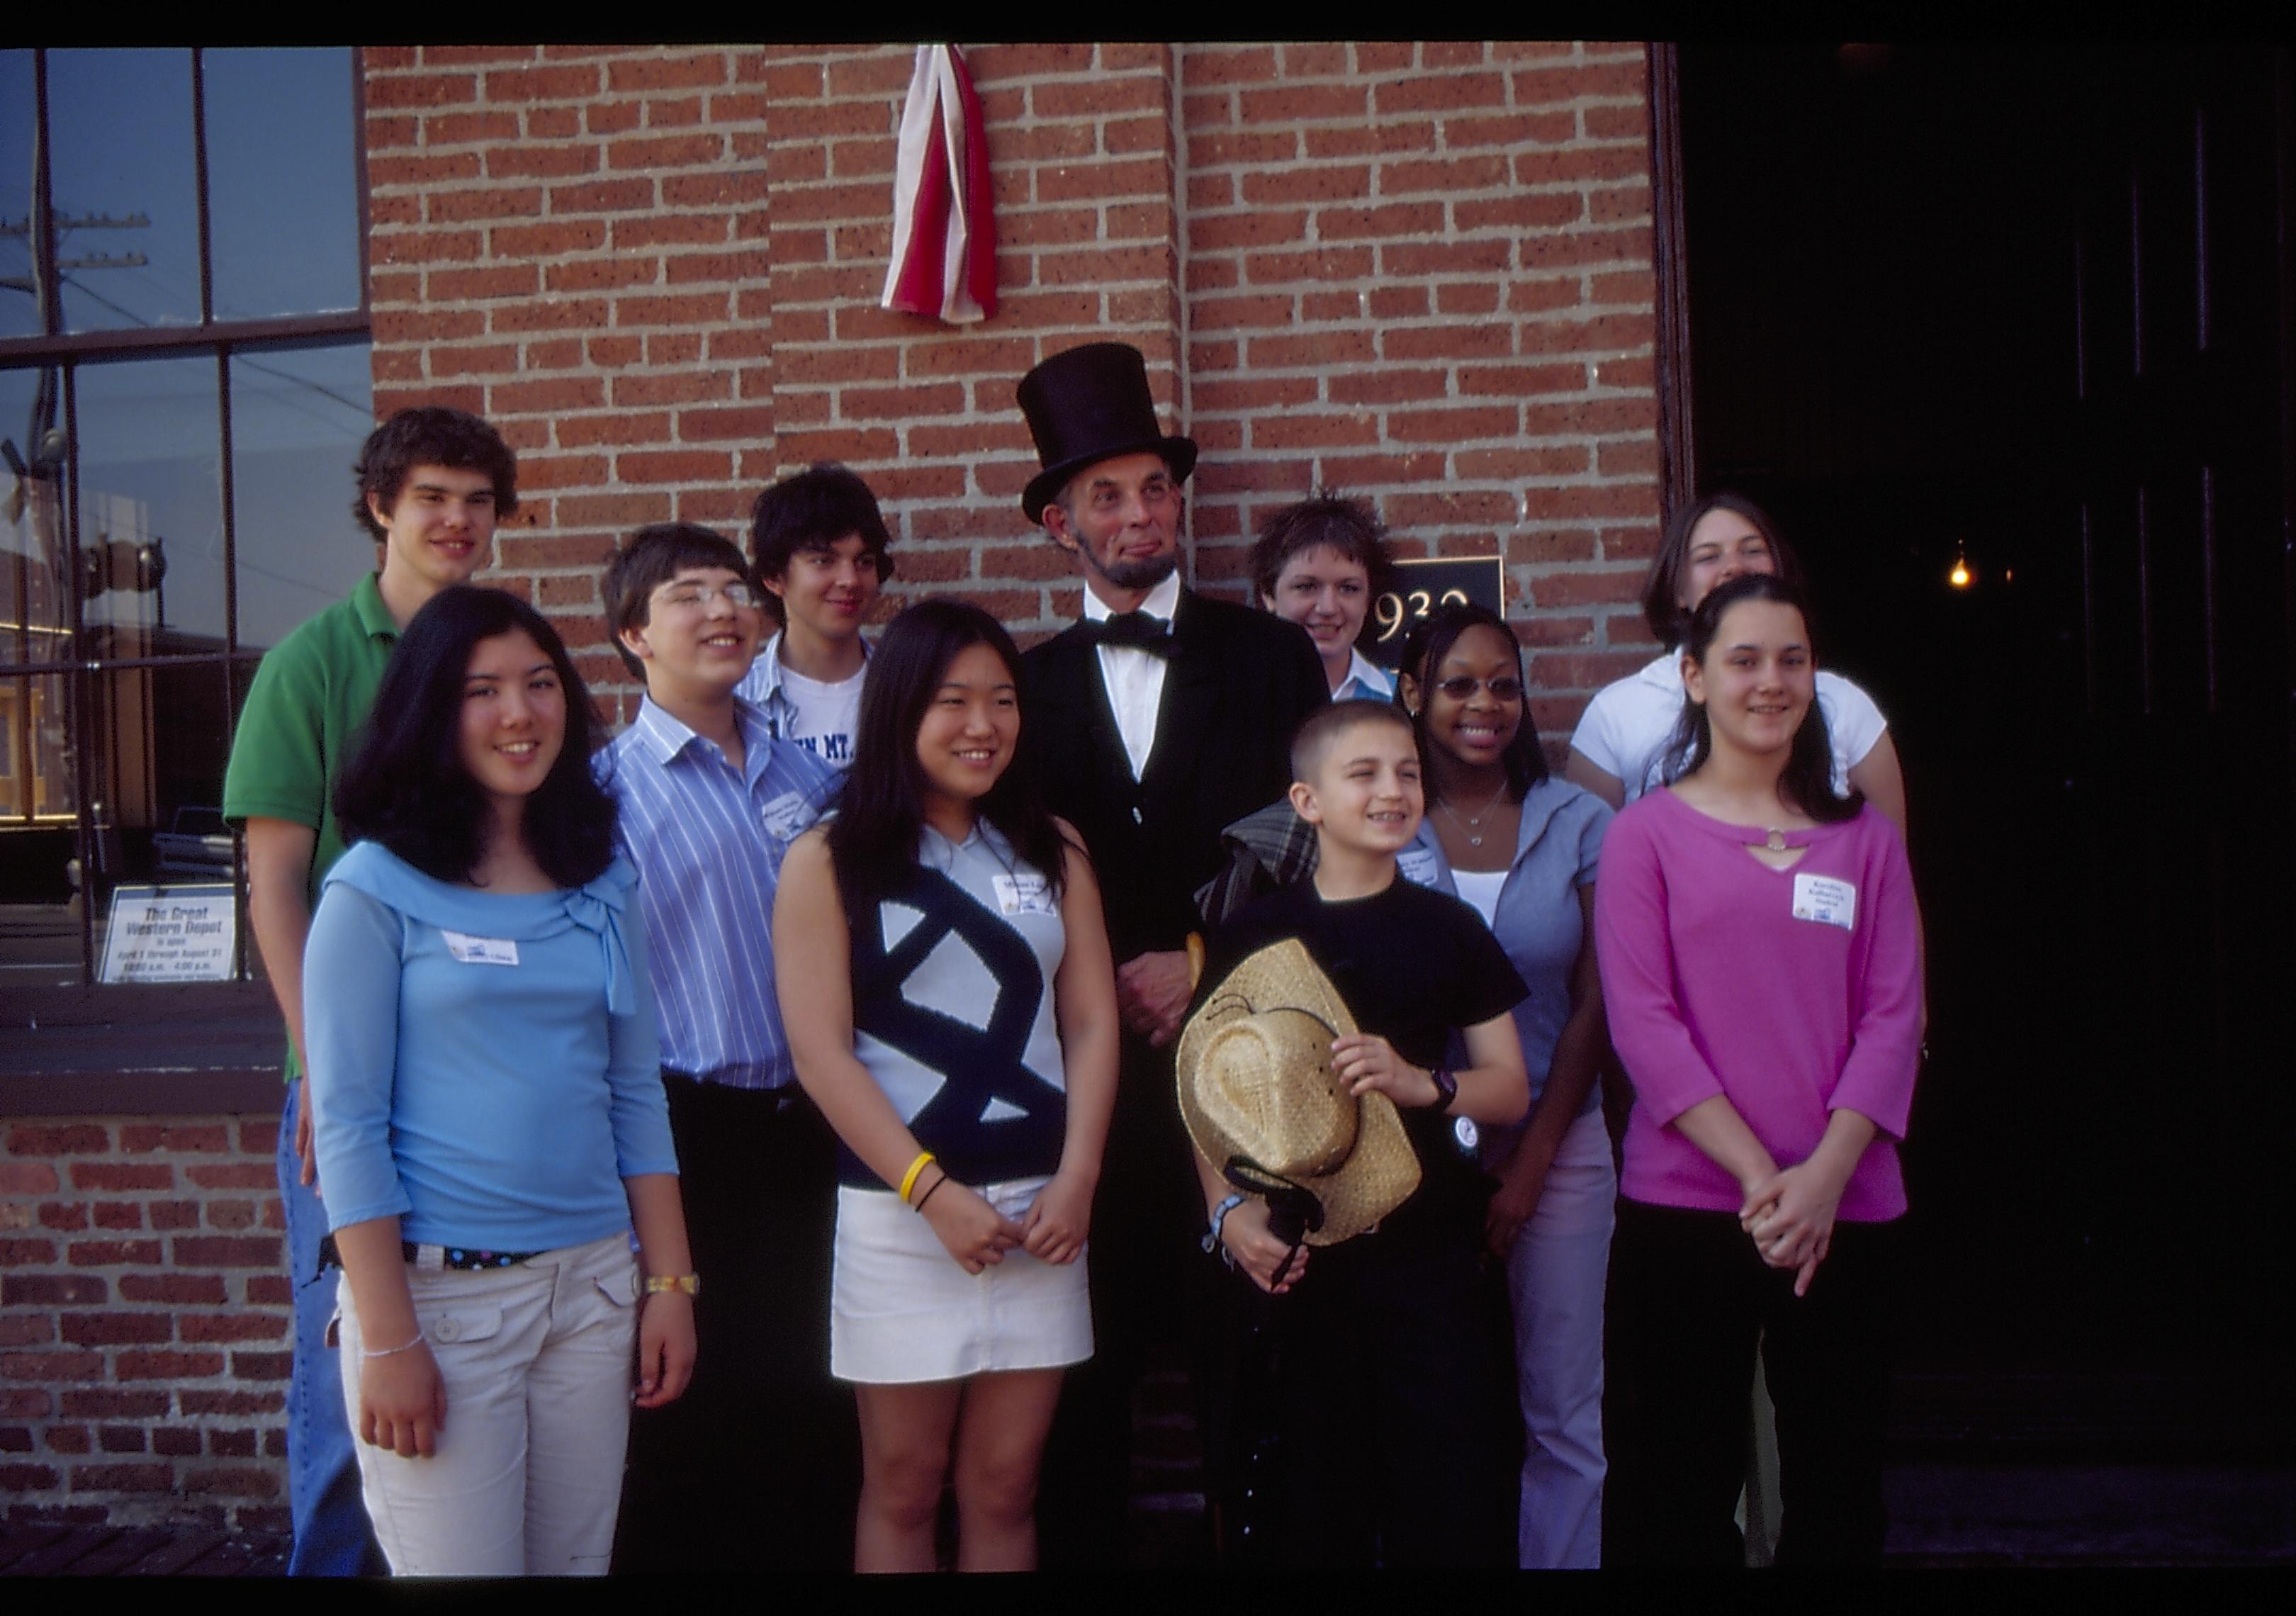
[1015, 341, 1327, 1565]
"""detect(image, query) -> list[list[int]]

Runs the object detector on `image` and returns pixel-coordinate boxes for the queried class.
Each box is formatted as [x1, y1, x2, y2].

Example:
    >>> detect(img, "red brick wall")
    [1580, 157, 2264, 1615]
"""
[361, 42, 1665, 740]
[764, 43, 1187, 634]
[362, 44, 777, 721]
[1, 1117, 290, 1532]
[1178, 41, 1663, 741]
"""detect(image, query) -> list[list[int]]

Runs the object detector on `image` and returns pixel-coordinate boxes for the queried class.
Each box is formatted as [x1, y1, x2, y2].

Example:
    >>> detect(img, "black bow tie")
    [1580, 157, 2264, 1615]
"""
[1079, 610, 1176, 657]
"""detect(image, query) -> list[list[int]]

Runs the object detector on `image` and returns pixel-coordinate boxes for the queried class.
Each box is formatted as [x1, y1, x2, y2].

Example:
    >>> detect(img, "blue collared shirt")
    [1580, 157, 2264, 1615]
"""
[597, 696, 842, 1090]
[1397, 776, 1611, 1119]
[733, 629, 871, 766]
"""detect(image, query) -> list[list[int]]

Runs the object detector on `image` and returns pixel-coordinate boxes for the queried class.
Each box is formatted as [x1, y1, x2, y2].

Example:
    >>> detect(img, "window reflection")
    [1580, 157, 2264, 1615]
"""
[206, 50, 363, 321]
[1, 670, 78, 987]
[45, 49, 201, 334]
[1, 50, 40, 341]
[231, 343, 376, 650]
[2, 364, 72, 666]
[73, 354, 225, 651]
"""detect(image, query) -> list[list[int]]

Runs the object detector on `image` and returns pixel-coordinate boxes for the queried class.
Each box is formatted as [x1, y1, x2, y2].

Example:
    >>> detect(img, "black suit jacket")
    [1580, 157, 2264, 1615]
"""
[1022, 588, 1329, 962]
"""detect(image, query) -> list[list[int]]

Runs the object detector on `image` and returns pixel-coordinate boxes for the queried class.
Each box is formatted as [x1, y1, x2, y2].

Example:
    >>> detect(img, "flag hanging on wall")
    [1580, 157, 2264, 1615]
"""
[880, 45, 998, 325]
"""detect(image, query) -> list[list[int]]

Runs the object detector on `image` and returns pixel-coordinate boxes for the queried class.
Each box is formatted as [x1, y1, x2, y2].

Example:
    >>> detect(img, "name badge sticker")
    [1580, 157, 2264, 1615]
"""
[992, 873, 1057, 917]
[760, 790, 817, 843]
[441, 929, 520, 967]
[1397, 846, 1443, 889]
[1790, 872, 1857, 932]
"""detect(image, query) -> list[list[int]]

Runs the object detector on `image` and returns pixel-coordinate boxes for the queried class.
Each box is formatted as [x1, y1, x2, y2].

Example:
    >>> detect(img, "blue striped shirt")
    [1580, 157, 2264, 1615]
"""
[597, 697, 843, 1091]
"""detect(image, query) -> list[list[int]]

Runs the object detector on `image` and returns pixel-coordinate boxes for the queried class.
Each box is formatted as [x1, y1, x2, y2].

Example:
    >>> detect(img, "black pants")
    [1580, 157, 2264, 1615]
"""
[1205, 1215, 1519, 1569]
[1035, 1033, 1201, 1568]
[611, 1075, 857, 1573]
[1603, 1198, 1903, 1567]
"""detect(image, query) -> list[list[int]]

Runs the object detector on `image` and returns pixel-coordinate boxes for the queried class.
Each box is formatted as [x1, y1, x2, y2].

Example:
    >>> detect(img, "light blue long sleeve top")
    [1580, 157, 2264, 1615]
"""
[303, 841, 677, 1250]
[1398, 775, 1611, 1123]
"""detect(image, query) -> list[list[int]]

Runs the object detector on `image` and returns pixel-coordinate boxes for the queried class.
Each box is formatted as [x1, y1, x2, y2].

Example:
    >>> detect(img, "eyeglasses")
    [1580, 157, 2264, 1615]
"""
[1434, 675, 1525, 702]
[654, 583, 763, 612]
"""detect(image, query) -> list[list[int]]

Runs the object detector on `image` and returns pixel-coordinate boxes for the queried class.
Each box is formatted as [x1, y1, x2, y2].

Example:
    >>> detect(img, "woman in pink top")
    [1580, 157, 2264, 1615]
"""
[1593, 573, 1921, 1567]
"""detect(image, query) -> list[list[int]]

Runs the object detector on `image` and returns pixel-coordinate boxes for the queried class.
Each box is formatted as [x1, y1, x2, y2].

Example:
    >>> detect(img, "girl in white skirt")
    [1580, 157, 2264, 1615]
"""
[775, 599, 1119, 1572]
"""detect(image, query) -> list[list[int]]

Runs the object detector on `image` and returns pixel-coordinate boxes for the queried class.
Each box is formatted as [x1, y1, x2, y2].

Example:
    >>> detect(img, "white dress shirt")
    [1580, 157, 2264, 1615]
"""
[1081, 569, 1182, 781]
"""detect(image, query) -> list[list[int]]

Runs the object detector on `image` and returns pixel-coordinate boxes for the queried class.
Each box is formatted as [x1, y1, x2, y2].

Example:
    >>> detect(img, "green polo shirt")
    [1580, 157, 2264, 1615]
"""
[222, 572, 398, 1080]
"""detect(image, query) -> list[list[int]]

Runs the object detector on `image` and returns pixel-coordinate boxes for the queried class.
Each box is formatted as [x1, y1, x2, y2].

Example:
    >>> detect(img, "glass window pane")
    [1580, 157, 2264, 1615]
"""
[230, 342, 376, 650]
[1, 670, 82, 987]
[206, 49, 363, 320]
[74, 354, 225, 651]
[45, 49, 202, 335]
[1, 50, 40, 340]
[2, 364, 73, 666]
[3, 658, 247, 988]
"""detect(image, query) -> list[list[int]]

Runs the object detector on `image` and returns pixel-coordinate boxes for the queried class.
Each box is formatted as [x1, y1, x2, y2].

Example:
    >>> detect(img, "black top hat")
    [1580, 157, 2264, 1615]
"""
[1015, 342, 1198, 524]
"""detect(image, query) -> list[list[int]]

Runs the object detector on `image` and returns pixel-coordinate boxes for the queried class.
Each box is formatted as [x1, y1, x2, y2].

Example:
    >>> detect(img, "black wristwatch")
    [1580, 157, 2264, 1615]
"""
[1426, 1064, 1458, 1112]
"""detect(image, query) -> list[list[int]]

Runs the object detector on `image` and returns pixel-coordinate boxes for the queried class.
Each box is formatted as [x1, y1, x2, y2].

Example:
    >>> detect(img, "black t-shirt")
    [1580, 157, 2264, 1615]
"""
[1202, 872, 1529, 1245]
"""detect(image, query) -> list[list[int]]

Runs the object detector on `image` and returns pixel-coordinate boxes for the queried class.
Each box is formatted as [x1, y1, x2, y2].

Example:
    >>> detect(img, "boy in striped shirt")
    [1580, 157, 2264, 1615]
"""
[596, 522, 852, 1572]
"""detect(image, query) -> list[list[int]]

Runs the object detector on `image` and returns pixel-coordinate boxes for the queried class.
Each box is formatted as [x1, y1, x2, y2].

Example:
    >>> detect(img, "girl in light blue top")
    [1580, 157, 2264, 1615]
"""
[1394, 602, 1614, 1570]
[305, 585, 693, 1576]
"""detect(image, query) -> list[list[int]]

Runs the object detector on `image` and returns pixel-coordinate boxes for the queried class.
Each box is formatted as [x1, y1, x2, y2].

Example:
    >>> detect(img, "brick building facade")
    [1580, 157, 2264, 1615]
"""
[4, 39, 1667, 1532]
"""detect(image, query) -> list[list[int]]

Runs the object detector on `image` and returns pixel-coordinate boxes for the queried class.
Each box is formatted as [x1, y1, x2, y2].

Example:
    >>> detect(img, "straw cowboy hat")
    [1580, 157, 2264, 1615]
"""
[1176, 938, 1419, 1247]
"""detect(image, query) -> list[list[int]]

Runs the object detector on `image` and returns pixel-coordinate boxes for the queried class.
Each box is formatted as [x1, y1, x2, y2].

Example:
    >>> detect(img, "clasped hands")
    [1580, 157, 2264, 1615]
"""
[1738, 1157, 1848, 1298]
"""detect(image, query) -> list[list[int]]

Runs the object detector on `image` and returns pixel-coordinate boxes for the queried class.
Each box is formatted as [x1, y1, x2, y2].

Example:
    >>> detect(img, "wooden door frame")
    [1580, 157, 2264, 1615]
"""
[1646, 41, 1696, 524]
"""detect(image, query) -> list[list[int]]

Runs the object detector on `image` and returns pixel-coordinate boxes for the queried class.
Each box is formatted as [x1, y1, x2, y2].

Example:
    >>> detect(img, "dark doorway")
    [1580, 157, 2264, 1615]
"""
[1672, 43, 2295, 1456]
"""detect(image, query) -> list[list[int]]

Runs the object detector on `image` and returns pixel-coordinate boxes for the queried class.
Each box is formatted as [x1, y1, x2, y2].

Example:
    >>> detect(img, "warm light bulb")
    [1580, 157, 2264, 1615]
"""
[1948, 558, 1971, 589]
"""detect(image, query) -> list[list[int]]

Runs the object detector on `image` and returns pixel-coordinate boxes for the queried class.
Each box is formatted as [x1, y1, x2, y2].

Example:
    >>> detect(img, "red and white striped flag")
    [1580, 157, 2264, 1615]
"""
[880, 44, 998, 325]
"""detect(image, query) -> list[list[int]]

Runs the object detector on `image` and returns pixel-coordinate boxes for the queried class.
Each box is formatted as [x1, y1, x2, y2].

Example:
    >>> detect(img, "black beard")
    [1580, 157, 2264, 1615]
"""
[1081, 545, 1178, 593]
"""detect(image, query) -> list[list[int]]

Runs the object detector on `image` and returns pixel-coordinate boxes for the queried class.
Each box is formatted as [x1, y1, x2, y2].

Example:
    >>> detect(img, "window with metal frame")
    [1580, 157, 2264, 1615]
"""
[1, 46, 373, 997]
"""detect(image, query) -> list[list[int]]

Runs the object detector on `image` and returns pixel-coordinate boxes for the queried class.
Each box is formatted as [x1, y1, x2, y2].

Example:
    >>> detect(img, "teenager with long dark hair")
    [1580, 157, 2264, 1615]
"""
[304, 585, 692, 1575]
[772, 599, 1119, 1572]
[1391, 603, 1615, 1569]
[1566, 491, 1907, 831]
[1596, 573, 1920, 1565]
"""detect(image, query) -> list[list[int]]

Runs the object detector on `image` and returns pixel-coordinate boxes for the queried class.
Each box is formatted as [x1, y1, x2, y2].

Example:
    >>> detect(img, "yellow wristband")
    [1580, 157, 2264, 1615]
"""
[897, 1151, 937, 1204]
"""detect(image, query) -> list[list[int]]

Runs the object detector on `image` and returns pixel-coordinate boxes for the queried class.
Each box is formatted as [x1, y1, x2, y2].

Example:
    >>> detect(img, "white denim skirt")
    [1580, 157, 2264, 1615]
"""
[830, 1177, 1092, 1384]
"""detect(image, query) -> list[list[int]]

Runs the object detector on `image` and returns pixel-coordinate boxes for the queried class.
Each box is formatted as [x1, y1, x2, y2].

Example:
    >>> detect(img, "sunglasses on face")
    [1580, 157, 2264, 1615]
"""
[1434, 675, 1525, 702]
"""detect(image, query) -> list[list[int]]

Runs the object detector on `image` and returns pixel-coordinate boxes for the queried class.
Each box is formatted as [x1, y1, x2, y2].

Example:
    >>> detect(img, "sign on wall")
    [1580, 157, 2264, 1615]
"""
[1363, 554, 1507, 668]
[97, 885, 236, 984]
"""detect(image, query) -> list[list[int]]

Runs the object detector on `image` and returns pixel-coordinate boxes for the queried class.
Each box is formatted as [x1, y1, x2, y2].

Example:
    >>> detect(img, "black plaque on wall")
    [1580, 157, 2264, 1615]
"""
[1363, 554, 1507, 668]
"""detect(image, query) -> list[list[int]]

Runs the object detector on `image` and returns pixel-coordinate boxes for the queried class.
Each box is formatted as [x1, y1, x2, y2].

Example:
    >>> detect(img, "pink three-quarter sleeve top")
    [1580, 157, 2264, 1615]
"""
[1594, 788, 1923, 1222]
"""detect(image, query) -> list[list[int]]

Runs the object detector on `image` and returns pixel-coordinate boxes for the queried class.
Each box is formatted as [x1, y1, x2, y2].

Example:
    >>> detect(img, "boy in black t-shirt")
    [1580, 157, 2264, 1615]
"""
[1192, 699, 1531, 1566]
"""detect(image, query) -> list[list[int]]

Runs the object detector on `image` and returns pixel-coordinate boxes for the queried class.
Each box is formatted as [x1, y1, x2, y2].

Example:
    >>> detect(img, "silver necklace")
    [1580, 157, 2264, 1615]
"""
[1437, 782, 1512, 848]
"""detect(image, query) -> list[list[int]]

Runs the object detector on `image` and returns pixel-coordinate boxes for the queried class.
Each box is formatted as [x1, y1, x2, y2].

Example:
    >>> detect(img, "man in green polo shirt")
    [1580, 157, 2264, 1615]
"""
[222, 405, 518, 1577]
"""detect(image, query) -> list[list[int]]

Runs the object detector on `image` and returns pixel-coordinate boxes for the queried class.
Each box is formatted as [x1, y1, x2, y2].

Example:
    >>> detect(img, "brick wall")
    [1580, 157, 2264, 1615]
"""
[1, 1117, 290, 1532]
[362, 44, 778, 722]
[1178, 41, 1663, 742]
[361, 41, 1665, 742]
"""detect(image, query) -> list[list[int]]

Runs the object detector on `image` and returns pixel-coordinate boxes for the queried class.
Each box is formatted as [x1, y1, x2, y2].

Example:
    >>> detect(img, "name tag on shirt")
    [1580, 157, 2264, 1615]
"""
[992, 873, 1057, 916]
[1397, 846, 1442, 888]
[441, 930, 519, 967]
[1790, 872, 1857, 931]
[760, 790, 817, 843]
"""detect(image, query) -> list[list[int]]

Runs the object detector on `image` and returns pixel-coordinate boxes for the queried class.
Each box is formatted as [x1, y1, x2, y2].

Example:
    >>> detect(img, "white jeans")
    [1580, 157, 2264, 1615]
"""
[337, 1230, 640, 1576]
[1506, 1106, 1616, 1569]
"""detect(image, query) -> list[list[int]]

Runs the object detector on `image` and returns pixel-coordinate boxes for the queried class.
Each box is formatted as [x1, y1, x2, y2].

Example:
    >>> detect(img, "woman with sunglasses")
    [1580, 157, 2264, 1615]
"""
[1393, 604, 1616, 1569]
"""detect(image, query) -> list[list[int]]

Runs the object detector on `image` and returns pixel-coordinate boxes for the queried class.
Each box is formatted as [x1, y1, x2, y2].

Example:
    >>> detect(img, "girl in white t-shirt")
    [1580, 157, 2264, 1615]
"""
[1565, 493, 1907, 832]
